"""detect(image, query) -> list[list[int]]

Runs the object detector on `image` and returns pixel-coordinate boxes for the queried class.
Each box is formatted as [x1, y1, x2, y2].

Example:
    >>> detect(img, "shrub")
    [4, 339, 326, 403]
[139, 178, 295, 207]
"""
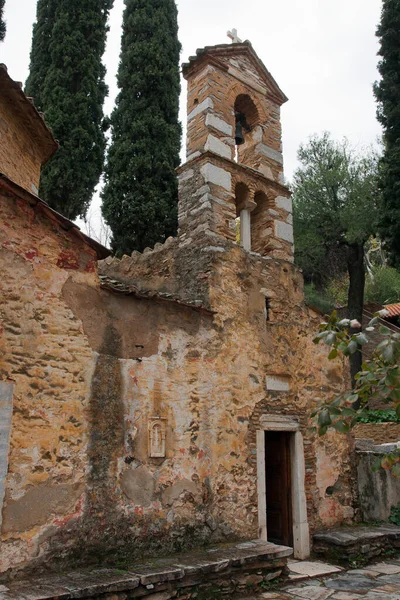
[304, 284, 335, 315]
[356, 409, 400, 424]
[365, 267, 400, 305]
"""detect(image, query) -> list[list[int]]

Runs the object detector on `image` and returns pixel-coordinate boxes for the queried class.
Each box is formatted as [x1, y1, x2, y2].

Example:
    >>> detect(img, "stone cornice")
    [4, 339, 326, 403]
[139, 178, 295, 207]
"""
[177, 151, 291, 197]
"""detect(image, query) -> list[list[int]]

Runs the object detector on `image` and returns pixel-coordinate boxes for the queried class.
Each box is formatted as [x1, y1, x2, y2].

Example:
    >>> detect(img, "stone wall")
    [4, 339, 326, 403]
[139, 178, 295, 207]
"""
[0, 43, 356, 578]
[99, 233, 356, 547]
[0, 94, 42, 195]
[0, 187, 99, 574]
[354, 423, 400, 445]
[356, 439, 400, 522]
[0, 182, 355, 576]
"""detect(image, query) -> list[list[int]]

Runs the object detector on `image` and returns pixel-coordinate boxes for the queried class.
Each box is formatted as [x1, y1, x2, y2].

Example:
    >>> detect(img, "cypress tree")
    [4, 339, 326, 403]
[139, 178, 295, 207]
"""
[25, 0, 113, 220]
[25, 1, 56, 112]
[0, 0, 6, 42]
[374, 0, 400, 267]
[101, 0, 181, 255]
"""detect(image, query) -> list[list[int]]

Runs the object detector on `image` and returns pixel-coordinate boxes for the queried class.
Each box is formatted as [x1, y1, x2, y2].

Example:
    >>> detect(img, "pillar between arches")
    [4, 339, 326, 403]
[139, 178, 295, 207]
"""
[238, 198, 256, 251]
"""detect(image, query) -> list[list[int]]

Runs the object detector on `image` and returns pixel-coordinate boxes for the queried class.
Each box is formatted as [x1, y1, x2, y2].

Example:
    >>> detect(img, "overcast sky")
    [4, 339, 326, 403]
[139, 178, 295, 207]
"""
[1, 0, 383, 236]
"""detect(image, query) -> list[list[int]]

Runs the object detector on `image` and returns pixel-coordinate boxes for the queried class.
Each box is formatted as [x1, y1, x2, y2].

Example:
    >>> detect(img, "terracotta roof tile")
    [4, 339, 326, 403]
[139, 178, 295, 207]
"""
[384, 303, 400, 318]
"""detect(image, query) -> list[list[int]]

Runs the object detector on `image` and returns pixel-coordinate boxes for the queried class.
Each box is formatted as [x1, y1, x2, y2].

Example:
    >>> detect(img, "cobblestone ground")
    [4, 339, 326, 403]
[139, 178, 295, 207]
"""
[241, 559, 400, 600]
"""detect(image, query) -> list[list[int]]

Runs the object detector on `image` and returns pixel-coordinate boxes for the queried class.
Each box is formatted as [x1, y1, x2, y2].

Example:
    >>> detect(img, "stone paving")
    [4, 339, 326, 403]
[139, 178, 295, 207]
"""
[240, 559, 400, 600]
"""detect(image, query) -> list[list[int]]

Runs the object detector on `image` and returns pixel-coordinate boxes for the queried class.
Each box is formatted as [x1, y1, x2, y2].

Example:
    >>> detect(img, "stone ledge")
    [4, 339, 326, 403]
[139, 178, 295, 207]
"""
[313, 525, 400, 563]
[0, 540, 293, 600]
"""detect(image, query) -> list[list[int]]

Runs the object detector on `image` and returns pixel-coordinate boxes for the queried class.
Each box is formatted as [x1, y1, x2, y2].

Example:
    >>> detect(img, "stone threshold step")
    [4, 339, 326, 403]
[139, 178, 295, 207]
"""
[0, 539, 293, 600]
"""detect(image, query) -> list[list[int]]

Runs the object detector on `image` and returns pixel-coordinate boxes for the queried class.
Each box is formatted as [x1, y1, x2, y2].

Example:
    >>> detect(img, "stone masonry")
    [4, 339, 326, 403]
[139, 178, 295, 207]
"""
[0, 64, 57, 196]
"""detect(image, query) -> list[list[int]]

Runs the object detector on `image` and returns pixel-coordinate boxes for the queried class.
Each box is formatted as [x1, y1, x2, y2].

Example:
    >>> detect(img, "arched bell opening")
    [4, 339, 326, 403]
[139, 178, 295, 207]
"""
[234, 182, 255, 251]
[251, 191, 272, 255]
[234, 94, 260, 165]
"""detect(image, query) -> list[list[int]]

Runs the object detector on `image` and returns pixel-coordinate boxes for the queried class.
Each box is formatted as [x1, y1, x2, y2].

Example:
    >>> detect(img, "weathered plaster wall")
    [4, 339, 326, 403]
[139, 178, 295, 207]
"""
[0, 189, 98, 573]
[1, 184, 354, 576]
[98, 235, 355, 550]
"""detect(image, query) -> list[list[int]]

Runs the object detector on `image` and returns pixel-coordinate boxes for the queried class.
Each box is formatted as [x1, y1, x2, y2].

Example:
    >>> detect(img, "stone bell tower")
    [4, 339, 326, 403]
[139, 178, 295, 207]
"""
[177, 41, 294, 262]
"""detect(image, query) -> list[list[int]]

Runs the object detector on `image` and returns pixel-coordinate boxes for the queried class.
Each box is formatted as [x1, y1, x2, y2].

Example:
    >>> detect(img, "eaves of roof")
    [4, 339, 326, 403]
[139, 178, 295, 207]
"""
[181, 41, 288, 105]
[0, 63, 58, 165]
[0, 173, 111, 260]
[384, 303, 400, 318]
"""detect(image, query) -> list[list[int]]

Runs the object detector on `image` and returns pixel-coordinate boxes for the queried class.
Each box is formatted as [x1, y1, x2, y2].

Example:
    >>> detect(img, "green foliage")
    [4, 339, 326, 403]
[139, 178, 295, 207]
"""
[312, 310, 400, 475]
[293, 133, 380, 274]
[326, 275, 349, 308]
[304, 284, 335, 314]
[389, 501, 400, 525]
[306, 265, 400, 313]
[0, 0, 6, 41]
[293, 133, 381, 379]
[374, 0, 400, 268]
[356, 409, 400, 423]
[365, 266, 400, 305]
[101, 0, 181, 255]
[25, 0, 113, 220]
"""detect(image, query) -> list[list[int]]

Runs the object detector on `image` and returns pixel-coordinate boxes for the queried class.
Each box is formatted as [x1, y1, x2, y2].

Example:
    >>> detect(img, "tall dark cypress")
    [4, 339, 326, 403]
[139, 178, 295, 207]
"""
[374, 0, 400, 267]
[25, 0, 113, 220]
[25, 1, 56, 112]
[101, 0, 181, 255]
[0, 0, 6, 41]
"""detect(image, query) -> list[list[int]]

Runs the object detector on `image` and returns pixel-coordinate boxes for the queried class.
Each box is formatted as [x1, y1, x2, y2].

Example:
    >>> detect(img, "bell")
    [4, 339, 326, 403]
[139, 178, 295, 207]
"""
[235, 121, 245, 146]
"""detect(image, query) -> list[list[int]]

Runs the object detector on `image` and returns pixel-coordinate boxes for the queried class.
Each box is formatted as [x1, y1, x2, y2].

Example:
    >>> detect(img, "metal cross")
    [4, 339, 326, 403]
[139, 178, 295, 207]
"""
[227, 28, 242, 44]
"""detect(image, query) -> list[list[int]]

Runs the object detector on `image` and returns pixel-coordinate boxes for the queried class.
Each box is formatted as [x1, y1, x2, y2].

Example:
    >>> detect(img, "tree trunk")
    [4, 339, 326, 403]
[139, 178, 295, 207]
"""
[346, 243, 365, 388]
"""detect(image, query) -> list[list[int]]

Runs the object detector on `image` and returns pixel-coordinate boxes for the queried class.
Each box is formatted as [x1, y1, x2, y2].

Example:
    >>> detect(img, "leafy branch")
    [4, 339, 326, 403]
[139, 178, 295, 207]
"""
[311, 310, 400, 475]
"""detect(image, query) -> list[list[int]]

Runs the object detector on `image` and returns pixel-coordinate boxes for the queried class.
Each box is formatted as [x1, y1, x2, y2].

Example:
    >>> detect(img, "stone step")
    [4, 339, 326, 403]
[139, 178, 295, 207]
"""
[0, 539, 293, 600]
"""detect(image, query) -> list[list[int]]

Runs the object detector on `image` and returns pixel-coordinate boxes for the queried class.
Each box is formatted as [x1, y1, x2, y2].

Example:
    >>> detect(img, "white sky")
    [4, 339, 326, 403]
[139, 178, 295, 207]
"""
[1, 0, 383, 239]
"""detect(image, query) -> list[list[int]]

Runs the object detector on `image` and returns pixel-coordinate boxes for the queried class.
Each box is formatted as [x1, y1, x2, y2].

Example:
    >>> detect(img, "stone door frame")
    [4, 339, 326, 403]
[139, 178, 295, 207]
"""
[256, 414, 310, 559]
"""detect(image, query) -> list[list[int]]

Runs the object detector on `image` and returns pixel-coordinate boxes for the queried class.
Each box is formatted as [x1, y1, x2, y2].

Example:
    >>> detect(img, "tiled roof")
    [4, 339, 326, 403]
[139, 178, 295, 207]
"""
[384, 303, 400, 318]
[181, 42, 288, 104]
[0, 174, 110, 260]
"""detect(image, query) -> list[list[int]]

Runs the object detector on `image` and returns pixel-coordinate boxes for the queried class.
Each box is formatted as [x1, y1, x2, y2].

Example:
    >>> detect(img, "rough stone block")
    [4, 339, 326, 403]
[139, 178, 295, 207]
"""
[204, 134, 232, 159]
[274, 220, 294, 244]
[178, 169, 194, 184]
[266, 375, 290, 392]
[258, 143, 284, 165]
[275, 195, 292, 213]
[188, 97, 214, 121]
[200, 163, 231, 191]
[205, 113, 233, 136]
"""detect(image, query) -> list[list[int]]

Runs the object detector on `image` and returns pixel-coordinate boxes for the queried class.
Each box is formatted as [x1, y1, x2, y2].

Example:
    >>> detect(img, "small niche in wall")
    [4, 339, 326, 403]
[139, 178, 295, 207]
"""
[148, 417, 167, 458]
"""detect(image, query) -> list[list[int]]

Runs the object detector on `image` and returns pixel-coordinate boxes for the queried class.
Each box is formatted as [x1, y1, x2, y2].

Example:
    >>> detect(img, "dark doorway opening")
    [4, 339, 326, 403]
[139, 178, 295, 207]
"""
[265, 431, 293, 546]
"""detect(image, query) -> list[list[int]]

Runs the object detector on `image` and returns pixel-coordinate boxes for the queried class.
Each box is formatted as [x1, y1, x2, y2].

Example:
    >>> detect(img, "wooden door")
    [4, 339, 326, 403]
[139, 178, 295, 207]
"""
[265, 431, 293, 546]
